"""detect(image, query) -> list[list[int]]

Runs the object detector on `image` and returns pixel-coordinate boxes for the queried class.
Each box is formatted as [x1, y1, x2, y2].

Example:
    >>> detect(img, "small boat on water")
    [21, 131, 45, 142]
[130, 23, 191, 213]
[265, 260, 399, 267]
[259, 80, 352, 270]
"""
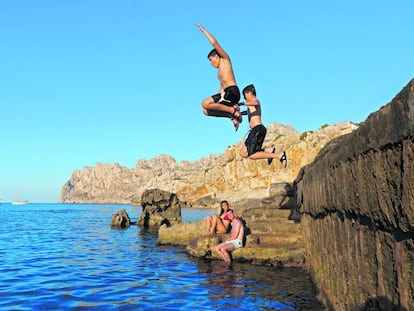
[11, 200, 28, 205]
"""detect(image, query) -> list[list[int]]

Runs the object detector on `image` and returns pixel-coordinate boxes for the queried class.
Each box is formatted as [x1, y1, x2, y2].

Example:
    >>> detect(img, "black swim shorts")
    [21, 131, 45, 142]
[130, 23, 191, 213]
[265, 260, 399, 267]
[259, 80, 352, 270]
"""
[212, 85, 240, 107]
[245, 124, 267, 156]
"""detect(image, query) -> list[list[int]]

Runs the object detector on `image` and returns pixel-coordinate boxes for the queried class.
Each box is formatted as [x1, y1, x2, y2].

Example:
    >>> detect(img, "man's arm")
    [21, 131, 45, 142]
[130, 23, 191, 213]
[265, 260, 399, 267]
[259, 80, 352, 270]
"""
[196, 24, 230, 59]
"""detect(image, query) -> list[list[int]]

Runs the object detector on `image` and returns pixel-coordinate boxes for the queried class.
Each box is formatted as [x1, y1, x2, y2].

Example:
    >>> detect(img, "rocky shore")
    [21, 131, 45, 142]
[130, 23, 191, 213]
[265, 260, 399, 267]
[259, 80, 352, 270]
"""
[65, 78, 413, 310]
[158, 184, 306, 267]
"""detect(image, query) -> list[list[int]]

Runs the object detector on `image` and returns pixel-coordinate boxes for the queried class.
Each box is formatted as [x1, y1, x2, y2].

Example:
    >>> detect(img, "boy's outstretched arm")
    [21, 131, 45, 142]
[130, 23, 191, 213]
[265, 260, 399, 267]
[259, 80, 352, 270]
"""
[241, 99, 260, 106]
[196, 24, 229, 59]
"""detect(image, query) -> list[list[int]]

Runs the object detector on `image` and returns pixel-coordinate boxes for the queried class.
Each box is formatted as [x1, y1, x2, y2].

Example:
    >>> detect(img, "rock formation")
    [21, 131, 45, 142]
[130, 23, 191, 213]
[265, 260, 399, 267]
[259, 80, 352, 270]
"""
[295, 79, 414, 310]
[137, 189, 182, 227]
[60, 122, 357, 206]
[158, 185, 305, 267]
[111, 209, 133, 227]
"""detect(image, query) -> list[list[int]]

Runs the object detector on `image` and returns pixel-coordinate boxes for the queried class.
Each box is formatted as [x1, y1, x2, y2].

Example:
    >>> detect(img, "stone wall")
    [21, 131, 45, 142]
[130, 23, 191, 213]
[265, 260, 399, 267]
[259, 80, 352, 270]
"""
[295, 79, 414, 310]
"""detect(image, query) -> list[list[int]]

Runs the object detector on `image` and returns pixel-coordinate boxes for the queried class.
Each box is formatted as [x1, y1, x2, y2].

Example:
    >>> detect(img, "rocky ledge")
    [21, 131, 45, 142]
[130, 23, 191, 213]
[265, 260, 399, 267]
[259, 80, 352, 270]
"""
[158, 183, 306, 267]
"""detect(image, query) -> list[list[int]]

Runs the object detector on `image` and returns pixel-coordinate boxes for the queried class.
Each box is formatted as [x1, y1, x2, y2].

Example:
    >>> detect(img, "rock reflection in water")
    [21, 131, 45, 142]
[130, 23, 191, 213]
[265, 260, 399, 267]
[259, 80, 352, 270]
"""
[196, 259, 324, 310]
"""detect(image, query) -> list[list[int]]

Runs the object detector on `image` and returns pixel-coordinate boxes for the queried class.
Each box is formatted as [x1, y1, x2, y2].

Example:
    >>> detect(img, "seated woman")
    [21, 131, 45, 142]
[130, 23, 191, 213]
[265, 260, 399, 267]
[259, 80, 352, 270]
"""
[205, 200, 237, 235]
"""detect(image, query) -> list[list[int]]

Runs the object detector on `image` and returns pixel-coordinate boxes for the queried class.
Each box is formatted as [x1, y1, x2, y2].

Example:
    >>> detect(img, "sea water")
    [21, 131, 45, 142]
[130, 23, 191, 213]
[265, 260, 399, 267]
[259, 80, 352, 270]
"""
[0, 203, 324, 310]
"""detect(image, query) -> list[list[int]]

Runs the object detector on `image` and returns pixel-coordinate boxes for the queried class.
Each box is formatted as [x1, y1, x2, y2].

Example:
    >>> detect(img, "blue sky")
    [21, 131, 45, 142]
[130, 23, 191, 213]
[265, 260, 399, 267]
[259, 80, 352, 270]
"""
[1, 0, 413, 203]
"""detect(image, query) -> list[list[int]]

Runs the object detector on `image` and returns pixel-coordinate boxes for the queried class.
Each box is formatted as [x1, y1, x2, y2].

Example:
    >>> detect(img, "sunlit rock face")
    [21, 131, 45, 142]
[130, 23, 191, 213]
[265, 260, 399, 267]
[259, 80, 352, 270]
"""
[60, 122, 357, 206]
[295, 79, 414, 310]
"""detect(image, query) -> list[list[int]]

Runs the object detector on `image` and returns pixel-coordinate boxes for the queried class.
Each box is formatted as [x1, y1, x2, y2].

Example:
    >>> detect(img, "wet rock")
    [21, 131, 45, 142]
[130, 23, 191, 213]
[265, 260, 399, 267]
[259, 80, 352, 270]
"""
[158, 220, 205, 245]
[137, 189, 182, 228]
[186, 236, 223, 259]
[158, 207, 305, 268]
[111, 209, 132, 227]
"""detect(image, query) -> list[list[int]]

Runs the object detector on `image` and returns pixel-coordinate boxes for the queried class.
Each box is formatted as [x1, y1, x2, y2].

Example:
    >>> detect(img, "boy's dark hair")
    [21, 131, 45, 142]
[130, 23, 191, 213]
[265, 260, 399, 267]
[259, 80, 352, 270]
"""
[207, 48, 221, 58]
[243, 84, 256, 96]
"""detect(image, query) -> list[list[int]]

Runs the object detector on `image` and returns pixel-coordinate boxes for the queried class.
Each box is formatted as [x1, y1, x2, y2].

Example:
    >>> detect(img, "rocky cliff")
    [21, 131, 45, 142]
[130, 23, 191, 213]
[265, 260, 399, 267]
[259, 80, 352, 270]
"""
[295, 79, 414, 310]
[60, 122, 357, 205]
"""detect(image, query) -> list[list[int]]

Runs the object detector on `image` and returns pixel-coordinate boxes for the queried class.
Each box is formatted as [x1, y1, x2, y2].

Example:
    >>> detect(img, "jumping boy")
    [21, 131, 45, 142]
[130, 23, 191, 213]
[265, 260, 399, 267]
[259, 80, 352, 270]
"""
[196, 24, 242, 131]
[239, 84, 287, 166]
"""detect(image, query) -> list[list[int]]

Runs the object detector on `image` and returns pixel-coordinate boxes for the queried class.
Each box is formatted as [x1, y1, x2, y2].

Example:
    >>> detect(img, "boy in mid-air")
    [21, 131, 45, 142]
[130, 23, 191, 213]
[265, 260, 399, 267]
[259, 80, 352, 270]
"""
[239, 84, 287, 166]
[196, 24, 242, 131]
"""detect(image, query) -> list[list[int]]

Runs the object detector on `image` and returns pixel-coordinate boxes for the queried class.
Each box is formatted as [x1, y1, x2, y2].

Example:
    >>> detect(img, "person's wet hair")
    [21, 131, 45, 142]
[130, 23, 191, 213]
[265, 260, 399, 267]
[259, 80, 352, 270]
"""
[243, 84, 256, 96]
[207, 48, 221, 58]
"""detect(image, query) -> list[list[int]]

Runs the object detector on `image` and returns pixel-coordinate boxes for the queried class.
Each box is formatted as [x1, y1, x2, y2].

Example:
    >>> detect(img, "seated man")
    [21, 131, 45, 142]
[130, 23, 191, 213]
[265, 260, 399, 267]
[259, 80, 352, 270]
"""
[214, 210, 244, 263]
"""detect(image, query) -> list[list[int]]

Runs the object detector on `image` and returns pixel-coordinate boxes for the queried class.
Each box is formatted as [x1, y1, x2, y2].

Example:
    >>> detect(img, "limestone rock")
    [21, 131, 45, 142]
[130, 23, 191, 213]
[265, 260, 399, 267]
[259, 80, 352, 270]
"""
[111, 209, 132, 227]
[186, 236, 223, 259]
[158, 219, 205, 245]
[137, 189, 182, 227]
[158, 205, 305, 267]
[59, 122, 357, 206]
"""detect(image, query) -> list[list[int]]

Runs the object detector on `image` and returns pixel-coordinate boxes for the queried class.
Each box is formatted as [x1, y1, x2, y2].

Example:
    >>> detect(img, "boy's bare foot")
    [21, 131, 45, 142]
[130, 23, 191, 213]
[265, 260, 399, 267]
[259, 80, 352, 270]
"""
[232, 105, 242, 131]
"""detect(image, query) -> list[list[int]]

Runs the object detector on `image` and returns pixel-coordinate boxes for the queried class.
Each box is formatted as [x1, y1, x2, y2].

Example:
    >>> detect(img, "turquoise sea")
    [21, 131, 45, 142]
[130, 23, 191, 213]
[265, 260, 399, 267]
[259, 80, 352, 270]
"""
[0, 203, 324, 310]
